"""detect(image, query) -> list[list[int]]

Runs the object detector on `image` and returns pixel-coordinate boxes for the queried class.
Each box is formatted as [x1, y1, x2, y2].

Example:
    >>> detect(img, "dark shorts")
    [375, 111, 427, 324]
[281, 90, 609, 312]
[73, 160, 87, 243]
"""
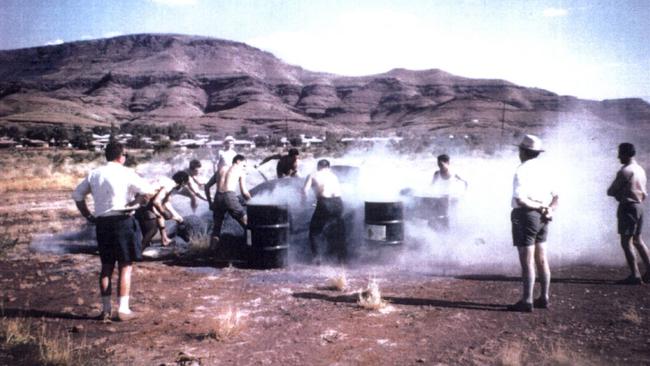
[96, 215, 142, 264]
[617, 203, 644, 236]
[511, 207, 548, 247]
[215, 191, 246, 221]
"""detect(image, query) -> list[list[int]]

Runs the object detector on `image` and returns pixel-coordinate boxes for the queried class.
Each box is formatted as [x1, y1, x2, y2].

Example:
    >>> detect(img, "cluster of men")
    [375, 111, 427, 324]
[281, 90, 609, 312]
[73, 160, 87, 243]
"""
[73, 133, 649, 321]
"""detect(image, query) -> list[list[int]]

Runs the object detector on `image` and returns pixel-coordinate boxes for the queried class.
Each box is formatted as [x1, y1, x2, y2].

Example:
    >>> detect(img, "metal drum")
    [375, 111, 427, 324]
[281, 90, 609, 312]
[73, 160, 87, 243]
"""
[364, 201, 404, 246]
[247, 204, 290, 268]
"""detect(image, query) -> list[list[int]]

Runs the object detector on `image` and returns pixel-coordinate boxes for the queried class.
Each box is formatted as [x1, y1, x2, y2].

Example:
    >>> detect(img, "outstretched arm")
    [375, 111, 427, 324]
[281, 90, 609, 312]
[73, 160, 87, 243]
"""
[204, 172, 218, 205]
[257, 154, 281, 167]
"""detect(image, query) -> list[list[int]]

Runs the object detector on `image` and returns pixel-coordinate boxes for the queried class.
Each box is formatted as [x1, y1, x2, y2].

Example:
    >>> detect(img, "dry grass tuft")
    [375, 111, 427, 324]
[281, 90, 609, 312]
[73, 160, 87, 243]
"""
[496, 341, 523, 366]
[206, 307, 245, 341]
[621, 307, 643, 325]
[358, 279, 387, 310]
[38, 325, 75, 366]
[1, 318, 88, 365]
[327, 272, 348, 291]
[2, 318, 33, 345]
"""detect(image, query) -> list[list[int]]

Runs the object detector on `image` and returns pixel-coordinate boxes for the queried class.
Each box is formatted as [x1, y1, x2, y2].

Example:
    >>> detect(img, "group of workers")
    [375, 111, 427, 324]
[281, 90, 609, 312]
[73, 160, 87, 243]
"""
[72, 133, 650, 321]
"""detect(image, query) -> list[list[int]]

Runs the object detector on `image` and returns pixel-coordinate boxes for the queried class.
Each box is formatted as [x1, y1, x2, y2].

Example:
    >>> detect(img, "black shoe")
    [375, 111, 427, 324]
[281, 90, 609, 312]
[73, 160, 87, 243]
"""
[643, 272, 650, 284]
[507, 300, 533, 313]
[533, 297, 549, 309]
[617, 275, 643, 285]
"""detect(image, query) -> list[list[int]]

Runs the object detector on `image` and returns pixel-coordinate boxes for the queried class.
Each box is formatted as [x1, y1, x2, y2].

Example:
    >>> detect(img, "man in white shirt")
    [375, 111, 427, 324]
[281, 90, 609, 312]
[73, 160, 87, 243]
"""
[607, 142, 650, 284]
[508, 135, 559, 312]
[302, 159, 345, 263]
[72, 142, 154, 322]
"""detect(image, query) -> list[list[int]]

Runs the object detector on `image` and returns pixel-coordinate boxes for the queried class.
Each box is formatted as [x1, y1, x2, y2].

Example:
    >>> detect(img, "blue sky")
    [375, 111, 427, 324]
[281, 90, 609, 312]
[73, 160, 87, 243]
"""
[1, 0, 648, 101]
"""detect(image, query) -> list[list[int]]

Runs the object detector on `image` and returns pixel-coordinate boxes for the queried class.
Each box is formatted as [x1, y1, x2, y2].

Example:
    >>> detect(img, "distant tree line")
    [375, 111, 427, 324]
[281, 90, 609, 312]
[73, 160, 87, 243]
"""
[0, 122, 191, 150]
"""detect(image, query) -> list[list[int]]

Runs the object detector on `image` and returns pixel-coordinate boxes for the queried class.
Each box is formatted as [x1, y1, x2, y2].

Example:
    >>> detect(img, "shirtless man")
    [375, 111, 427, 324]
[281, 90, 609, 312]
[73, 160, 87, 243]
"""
[211, 154, 251, 244]
[205, 136, 237, 209]
[177, 159, 207, 212]
[134, 171, 189, 247]
[607, 142, 650, 284]
[256, 148, 300, 178]
[303, 159, 345, 263]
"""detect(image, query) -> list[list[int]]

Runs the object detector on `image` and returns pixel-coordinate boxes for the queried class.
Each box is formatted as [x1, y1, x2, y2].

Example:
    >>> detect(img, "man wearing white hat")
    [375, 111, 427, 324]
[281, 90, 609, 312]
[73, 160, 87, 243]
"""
[508, 134, 559, 312]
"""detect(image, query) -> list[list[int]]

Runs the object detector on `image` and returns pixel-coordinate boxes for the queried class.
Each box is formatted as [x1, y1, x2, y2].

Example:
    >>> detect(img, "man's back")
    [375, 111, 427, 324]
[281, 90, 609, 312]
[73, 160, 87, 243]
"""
[311, 169, 342, 198]
[611, 160, 647, 203]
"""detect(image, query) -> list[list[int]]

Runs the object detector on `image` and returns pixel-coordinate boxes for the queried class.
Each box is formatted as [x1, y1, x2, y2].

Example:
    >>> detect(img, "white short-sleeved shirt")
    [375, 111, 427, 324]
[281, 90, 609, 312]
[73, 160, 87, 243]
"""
[72, 162, 154, 217]
[512, 158, 557, 208]
[217, 149, 237, 169]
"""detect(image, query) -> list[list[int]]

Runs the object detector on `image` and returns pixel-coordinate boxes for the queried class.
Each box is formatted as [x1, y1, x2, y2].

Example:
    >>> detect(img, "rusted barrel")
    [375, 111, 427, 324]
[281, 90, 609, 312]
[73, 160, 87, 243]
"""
[364, 201, 404, 246]
[247, 204, 290, 268]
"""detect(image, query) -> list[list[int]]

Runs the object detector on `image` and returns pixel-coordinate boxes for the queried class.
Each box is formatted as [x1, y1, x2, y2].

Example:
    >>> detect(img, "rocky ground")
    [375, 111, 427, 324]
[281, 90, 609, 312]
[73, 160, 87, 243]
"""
[1, 191, 650, 365]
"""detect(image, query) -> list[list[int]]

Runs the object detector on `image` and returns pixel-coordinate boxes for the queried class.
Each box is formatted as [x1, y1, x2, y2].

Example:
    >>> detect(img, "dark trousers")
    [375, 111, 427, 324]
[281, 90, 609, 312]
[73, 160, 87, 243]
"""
[309, 197, 346, 261]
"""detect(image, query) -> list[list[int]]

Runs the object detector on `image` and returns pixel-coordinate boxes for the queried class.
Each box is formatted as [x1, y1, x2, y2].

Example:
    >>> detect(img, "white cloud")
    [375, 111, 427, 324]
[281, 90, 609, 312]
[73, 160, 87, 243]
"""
[542, 7, 568, 17]
[45, 39, 64, 46]
[148, 0, 197, 6]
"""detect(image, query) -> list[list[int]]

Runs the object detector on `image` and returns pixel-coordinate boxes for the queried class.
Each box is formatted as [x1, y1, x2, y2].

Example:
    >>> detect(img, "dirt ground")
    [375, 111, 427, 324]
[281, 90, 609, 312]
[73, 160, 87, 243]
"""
[1, 191, 650, 365]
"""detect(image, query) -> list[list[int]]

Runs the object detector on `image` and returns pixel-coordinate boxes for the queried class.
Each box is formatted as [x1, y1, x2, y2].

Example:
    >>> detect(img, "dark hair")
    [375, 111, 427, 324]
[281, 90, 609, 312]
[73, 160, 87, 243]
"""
[317, 159, 330, 169]
[189, 159, 201, 170]
[105, 142, 124, 161]
[437, 154, 450, 163]
[288, 148, 300, 156]
[232, 154, 246, 164]
[520, 148, 541, 160]
[172, 171, 190, 186]
[619, 142, 636, 158]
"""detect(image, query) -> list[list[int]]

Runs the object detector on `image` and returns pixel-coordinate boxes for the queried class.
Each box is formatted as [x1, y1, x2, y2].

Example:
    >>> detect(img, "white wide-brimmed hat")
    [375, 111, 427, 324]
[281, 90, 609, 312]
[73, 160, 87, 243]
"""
[517, 134, 544, 152]
[224, 135, 235, 142]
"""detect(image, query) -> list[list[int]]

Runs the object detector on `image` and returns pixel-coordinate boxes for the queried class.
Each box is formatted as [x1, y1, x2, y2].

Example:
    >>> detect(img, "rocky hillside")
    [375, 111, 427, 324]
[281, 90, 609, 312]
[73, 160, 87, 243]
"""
[1, 33, 649, 139]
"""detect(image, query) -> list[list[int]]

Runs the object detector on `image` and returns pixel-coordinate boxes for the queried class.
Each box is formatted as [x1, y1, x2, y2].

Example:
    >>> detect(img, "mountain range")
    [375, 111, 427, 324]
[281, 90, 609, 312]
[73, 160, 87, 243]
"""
[1, 33, 649, 140]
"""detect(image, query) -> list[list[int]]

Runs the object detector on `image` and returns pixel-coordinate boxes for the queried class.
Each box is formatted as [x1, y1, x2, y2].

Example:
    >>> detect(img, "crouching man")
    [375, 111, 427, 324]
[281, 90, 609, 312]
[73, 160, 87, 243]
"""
[134, 171, 190, 248]
[72, 142, 154, 322]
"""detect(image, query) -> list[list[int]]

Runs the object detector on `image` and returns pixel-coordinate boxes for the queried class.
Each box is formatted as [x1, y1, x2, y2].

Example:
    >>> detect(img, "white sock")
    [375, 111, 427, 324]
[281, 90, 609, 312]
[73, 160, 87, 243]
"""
[102, 296, 111, 314]
[118, 296, 131, 313]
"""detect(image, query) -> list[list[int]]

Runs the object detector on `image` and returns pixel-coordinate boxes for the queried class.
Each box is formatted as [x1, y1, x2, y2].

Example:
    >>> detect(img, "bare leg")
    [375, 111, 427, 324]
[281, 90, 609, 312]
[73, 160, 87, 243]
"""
[632, 235, 650, 272]
[534, 242, 550, 301]
[118, 263, 132, 298]
[517, 246, 535, 304]
[620, 235, 641, 277]
[99, 263, 114, 297]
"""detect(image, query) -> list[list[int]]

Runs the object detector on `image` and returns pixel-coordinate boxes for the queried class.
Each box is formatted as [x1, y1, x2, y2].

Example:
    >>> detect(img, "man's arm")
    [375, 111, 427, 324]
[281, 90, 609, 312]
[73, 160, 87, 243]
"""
[239, 174, 251, 201]
[455, 173, 469, 190]
[256, 154, 281, 168]
[72, 178, 95, 222]
[204, 172, 218, 205]
[607, 171, 624, 199]
[302, 174, 313, 199]
[74, 200, 96, 223]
